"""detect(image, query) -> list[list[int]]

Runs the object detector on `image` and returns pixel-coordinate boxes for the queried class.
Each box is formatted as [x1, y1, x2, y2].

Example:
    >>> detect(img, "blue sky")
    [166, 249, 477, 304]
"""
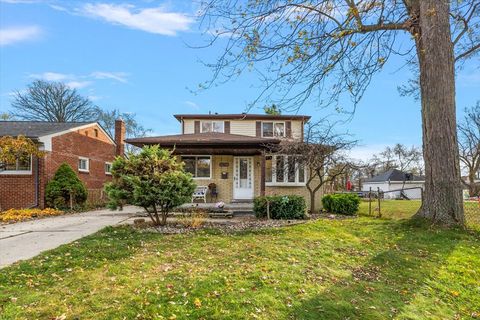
[1, 0, 479, 160]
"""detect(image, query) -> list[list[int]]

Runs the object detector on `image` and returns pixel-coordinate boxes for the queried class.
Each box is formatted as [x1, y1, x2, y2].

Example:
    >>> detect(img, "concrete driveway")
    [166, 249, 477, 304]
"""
[0, 206, 141, 268]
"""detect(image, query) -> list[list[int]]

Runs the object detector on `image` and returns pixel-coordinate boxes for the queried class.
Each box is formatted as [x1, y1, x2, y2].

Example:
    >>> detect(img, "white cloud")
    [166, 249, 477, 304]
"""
[66, 81, 91, 89]
[28, 71, 129, 88]
[348, 144, 388, 162]
[0, 25, 42, 46]
[185, 101, 200, 110]
[91, 71, 128, 83]
[82, 3, 193, 36]
[29, 72, 71, 81]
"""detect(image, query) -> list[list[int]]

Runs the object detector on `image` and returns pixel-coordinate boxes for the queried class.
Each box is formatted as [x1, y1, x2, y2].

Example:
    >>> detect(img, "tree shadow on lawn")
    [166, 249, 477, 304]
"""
[289, 219, 475, 320]
[0, 226, 162, 286]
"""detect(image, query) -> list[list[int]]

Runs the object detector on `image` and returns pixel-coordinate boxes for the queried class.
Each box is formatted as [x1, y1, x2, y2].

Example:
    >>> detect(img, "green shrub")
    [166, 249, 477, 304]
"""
[254, 195, 307, 219]
[321, 193, 360, 215]
[46, 163, 88, 209]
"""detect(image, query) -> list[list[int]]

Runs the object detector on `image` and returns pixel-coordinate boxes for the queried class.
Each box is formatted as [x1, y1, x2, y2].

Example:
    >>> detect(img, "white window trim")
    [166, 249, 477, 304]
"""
[261, 121, 286, 138]
[182, 155, 212, 179]
[0, 155, 33, 175]
[200, 121, 225, 133]
[265, 155, 306, 186]
[78, 157, 90, 173]
[105, 162, 112, 175]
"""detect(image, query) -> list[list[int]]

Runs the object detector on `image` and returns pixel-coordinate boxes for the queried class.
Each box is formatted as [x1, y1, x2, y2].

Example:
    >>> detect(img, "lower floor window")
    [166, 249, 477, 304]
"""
[105, 162, 112, 174]
[266, 155, 306, 185]
[3, 154, 31, 172]
[182, 156, 211, 178]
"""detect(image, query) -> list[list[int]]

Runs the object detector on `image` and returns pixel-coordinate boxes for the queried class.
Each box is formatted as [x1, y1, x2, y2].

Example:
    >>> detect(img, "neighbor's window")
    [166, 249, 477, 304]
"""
[182, 156, 211, 178]
[78, 157, 89, 172]
[265, 155, 306, 185]
[201, 121, 224, 133]
[262, 122, 285, 137]
[105, 162, 112, 175]
[2, 154, 32, 174]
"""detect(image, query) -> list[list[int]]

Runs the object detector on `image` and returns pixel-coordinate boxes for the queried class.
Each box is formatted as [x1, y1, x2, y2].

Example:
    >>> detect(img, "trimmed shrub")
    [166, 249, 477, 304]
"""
[46, 163, 88, 209]
[254, 195, 307, 220]
[321, 193, 360, 215]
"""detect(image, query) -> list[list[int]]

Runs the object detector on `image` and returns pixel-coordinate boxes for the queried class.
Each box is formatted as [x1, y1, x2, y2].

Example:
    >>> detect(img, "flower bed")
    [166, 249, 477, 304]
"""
[0, 208, 64, 223]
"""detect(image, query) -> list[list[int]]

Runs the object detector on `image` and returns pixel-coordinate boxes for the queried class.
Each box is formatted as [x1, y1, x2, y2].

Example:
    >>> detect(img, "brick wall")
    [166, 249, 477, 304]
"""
[43, 126, 117, 204]
[0, 124, 119, 210]
[189, 155, 323, 210]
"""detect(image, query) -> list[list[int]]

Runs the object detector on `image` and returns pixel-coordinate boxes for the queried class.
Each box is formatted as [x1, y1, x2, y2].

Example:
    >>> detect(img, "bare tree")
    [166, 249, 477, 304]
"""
[272, 120, 357, 212]
[458, 102, 480, 197]
[11, 80, 97, 122]
[95, 108, 152, 153]
[379, 144, 423, 173]
[200, 0, 479, 225]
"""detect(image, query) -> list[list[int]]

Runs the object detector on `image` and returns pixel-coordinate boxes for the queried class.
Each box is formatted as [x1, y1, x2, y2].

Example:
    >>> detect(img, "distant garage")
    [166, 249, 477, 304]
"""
[362, 169, 425, 200]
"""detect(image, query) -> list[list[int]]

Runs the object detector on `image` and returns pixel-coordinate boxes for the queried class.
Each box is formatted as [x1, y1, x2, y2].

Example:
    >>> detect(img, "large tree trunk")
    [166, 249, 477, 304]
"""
[414, 0, 465, 225]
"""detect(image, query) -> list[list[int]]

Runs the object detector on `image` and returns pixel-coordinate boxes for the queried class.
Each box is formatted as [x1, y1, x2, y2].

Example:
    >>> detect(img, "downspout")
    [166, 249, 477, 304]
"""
[28, 156, 40, 208]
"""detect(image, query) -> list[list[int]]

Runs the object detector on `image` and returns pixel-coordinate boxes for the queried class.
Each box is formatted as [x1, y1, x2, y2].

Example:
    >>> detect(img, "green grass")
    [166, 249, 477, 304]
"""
[1, 214, 479, 320]
[359, 199, 480, 227]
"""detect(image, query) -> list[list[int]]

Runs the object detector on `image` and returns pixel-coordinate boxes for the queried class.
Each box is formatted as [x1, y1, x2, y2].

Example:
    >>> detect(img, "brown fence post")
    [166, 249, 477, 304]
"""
[377, 187, 381, 218]
[369, 187, 372, 216]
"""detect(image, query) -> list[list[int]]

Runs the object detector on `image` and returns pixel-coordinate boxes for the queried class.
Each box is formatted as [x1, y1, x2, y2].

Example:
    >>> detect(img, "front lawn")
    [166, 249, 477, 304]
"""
[1, 216, 479, 319]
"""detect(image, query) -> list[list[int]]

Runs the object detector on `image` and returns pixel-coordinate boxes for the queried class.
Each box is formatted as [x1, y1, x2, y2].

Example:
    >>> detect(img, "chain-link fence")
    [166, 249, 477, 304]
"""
[360, 188, 480, 227]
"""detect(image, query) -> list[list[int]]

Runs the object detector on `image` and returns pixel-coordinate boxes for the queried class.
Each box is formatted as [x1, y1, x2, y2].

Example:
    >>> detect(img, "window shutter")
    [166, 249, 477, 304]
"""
[256, 121, 262, 137]
[286, 121, 292, 138]
[194, 121, 200, 134]
[224, 121, 230, 134]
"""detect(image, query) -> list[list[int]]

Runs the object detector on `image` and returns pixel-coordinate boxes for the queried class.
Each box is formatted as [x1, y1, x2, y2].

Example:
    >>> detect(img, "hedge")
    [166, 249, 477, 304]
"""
[253, 195, 307, 219]
[321, 193, 360, 215]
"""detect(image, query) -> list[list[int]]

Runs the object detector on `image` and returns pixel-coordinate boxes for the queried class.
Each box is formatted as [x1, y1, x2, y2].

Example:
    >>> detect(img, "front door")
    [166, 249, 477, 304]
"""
[233, 157, 254, 199]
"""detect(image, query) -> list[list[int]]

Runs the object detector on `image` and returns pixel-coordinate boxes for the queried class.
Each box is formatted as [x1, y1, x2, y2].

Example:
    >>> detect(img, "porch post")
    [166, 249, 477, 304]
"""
[260, 151, 266, 196]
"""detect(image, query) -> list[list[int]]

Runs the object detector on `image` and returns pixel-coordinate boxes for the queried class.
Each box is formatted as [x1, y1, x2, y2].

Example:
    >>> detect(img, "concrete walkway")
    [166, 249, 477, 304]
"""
[0, 206, 141, 268]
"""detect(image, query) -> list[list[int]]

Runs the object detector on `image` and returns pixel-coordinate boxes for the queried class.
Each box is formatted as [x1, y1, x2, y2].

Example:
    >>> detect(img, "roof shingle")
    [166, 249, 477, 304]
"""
[0, 121, 94, 138]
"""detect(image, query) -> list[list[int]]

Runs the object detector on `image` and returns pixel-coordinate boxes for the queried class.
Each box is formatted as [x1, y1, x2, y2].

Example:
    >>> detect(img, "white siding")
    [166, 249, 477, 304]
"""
[362, 181, 424, 199]
[291, 120, 303, 140]
[230, 120, 257, 136]
[183, 120, 195, 134]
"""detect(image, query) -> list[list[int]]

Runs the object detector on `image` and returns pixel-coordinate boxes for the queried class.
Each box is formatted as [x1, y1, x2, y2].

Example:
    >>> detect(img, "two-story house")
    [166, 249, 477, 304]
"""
[126, 113, 321, 209]
[0, 120, 125, 210]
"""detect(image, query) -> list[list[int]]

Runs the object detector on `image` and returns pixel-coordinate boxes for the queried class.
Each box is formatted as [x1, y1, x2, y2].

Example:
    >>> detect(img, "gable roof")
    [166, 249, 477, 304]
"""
[0, 121, 95, 138]
[364, 169, 425, 183]
[173, 114, 311, 122]
[125, 132, 281, 147]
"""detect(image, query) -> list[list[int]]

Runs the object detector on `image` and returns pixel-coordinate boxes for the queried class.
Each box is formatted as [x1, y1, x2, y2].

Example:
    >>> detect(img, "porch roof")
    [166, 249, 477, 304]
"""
[125, 133, 280, 155]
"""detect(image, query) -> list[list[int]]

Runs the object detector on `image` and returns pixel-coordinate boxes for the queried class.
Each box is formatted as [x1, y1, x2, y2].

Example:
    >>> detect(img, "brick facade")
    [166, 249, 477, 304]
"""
[190, 155, 323, 210]
[0, 122, 124, 210]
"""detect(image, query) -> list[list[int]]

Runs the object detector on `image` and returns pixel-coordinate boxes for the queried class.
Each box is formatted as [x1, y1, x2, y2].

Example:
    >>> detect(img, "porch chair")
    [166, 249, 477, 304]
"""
[192, 186, 208, 203]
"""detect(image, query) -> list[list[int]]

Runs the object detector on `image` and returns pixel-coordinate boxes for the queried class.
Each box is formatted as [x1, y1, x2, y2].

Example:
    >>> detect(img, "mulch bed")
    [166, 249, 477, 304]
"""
[131, 212, 357, 234]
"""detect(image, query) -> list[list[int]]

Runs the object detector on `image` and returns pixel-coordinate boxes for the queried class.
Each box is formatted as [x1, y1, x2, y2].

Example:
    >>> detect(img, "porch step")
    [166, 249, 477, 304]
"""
[230, 199, 254, 204]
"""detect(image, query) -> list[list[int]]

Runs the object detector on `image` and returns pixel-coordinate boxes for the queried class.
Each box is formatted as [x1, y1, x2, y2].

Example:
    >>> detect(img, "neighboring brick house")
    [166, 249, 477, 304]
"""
[0, 120, 125, 210]
[126, 113, 323, 210]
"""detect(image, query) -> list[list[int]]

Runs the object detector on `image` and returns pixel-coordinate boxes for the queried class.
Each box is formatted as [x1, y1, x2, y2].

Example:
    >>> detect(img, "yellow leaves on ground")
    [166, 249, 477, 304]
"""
[0, 208, 63, 222]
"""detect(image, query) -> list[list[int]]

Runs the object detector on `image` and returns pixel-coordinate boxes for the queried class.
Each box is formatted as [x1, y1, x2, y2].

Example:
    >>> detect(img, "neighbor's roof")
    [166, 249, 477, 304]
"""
[173, 113, 311, 122]
[125, 132, 281, 147]
[364, 169, 425, 183]
[0, 121, 95, 138]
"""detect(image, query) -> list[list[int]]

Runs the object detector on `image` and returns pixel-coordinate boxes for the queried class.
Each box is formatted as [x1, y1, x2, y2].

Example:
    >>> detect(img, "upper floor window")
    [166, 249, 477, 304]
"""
[78, 157, 89, 173]
[201, 121, 224, 133]
[262, 122, 285, 137]
[0, 154, 32, 175]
